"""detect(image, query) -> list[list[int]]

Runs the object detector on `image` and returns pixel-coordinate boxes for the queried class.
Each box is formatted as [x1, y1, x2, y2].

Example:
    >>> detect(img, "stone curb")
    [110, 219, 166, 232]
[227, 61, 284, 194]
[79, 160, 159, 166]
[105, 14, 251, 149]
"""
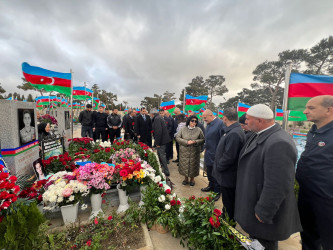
[137, 223, 154, 250]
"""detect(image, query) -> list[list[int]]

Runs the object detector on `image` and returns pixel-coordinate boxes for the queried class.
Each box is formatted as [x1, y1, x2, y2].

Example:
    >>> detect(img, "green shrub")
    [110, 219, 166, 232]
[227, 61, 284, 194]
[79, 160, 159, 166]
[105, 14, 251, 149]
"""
[0, 200, 45, 250]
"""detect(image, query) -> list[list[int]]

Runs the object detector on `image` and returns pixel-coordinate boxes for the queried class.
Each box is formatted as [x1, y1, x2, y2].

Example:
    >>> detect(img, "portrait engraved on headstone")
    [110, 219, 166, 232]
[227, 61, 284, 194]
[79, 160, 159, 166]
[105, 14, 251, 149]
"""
[18, 109, 36, 146]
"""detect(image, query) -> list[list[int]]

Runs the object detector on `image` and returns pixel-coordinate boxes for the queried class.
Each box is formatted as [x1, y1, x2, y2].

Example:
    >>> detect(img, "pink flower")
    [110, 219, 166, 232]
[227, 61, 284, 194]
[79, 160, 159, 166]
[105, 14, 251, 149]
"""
[62, 188, 73, 197]
[94, 217, 98, 225]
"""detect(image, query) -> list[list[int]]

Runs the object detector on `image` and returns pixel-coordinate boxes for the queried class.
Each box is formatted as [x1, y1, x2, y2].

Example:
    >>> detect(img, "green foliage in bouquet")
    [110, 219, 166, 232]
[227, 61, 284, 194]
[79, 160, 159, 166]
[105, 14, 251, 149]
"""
[68, 137, 99, 155]
[179, 195, 241, 250]
[0, 199, 45, 250]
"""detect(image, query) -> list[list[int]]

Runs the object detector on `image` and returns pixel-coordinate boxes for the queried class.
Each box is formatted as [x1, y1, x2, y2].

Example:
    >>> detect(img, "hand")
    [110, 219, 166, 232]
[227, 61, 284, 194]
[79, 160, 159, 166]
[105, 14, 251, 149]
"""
[156, 145, 160, 148]
[255, 213, 263, 223]
[105, 128, 108, 130]
[93, 128, 95, 132]
[137, 135, 141, 138]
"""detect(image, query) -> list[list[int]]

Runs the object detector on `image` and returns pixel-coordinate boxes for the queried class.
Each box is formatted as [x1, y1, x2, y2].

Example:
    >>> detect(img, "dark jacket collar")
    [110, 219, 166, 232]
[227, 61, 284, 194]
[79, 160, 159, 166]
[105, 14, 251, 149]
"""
[224, 122, 241, 133]
[310, 120, 333, 134]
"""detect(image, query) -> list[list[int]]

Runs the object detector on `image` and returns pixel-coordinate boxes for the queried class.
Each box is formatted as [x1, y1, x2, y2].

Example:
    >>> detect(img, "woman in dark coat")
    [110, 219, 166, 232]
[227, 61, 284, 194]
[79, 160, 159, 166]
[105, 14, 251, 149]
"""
[176, 116, 205, 186]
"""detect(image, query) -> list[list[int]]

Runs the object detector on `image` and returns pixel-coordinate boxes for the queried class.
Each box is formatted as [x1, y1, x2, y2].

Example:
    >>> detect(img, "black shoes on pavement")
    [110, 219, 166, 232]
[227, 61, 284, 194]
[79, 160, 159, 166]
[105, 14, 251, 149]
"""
[201, 186, 213, 192]
[213, 193, 221, 202]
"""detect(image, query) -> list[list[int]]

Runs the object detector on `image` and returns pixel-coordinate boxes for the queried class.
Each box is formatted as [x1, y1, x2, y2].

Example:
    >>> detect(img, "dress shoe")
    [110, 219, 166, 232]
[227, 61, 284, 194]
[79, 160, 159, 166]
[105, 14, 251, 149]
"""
[201, 186, 213, 192]
[213, 193, 221, 202]
[173, 159, 179, 163]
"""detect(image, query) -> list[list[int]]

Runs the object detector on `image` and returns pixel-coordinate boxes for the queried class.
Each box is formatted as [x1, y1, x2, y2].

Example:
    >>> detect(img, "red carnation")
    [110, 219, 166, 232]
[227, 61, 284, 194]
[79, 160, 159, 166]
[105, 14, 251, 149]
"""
[119, 169, 128, 177]
[170, 200, 176, 206]
[214, 208, 222, 216]
[177, 200, 181, 205]
[189, 195, 195, 200]
[108, 216, 113, 220]
[165, 189, 171, 194]
[159, 183, 163, 187]
[86, 240, 92, 246]
[209, 216, 220, 228]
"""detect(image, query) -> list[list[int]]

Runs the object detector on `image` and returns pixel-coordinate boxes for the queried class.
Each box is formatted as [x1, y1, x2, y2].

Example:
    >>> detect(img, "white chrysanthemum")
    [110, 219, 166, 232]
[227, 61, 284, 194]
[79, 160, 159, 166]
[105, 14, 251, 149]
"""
[154, 176, 162, 183]
[57, 197, 64, 203]
[68, 195, 74, 201]
[165, 204, 171, 210]
[158, 195, 166, 202]
[179, 206, 184, 213]
[166, 194, 172, 201]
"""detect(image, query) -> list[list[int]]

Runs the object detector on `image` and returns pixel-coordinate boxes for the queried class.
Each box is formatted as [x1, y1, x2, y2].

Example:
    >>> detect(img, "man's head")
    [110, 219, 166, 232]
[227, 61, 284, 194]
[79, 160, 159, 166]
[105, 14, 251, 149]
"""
[202, 109, 215, 124]
[164, 110, 170, 117]
[239, 113, 250, 131]
[174, 108, 181, 116]
[86, 104, 92, 111]
[159, 109, 165, 117]
[304, 95, 333, 128]
[222, 108, 238, 126]
[98, 106, 105, 113]
[140, 107, 146, 115]
[245, 104, 274, 132]
[105, 109, 110, 115]
[128, 108, 132, 114]
[112, 109, 118, 114]
[129, 110, 136, 117]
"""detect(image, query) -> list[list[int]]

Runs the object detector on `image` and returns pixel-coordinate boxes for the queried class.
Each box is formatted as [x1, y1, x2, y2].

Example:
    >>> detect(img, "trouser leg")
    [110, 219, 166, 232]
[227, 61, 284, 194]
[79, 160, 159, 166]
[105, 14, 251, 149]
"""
[157, 145, 169, 176]
[220, 187, 236, 220]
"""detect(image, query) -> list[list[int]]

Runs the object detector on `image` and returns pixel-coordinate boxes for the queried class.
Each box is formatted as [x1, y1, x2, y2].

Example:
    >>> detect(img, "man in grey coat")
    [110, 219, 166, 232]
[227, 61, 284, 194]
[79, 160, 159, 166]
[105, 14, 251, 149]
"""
[151, 111, 172, 176]
[235, 104, 302, 250]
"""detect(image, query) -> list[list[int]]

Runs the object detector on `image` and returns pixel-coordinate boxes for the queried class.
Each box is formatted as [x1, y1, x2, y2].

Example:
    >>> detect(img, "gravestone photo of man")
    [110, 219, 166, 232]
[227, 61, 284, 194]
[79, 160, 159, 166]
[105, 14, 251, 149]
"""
[18, 109, 36, 146]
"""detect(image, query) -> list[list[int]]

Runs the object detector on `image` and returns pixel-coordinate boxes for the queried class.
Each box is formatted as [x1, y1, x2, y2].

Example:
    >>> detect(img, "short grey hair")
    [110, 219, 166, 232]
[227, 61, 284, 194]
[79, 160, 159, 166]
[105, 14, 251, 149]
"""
[223, 108, 238, 121]
[321, 95, 333, 108]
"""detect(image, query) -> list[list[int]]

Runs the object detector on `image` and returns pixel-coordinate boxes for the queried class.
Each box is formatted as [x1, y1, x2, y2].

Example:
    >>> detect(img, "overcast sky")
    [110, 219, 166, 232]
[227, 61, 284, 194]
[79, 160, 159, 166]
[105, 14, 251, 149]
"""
[1, 0, 332, 107]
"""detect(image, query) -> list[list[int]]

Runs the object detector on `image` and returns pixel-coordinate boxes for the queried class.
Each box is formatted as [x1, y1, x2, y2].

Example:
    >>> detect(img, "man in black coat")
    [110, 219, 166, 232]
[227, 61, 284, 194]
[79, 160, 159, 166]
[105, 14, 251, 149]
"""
[213, 108, 245, 221]
[296, 95, 333, 250]
[93, 105, 108, 142]
[107, 109, 122, 143]
[134, 107, 152, 147]
[151, 111, 172, 176]
[235, 104, 301, 250]
[123, 110, 136, 141]
[162, 110, 174, 163]
[79, 104, 93, 138]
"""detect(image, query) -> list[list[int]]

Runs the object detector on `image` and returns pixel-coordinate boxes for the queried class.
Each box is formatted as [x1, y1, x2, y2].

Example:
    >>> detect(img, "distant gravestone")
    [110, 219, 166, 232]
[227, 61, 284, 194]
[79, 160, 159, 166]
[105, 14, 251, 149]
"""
[0, 100, 39, 175]
[52, 107, 72, 148]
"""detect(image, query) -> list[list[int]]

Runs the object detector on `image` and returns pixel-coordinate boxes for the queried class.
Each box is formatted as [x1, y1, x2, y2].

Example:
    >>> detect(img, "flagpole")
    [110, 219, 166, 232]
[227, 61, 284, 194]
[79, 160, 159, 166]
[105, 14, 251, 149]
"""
[70, 69, 74, 139]
[84, 82, 87, 107]
[183, 88, 186, 113]
[282, 61, 292, 131]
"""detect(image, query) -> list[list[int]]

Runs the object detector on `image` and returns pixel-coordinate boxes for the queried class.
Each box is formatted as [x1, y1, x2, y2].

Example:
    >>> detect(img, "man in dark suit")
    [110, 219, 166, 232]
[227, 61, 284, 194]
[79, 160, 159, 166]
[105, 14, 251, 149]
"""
[213, 108, 245, 221]
[92, 105, 108, 142]
[151, 111, 172, 176]
[235, 104, 302, 250]
[123, 110, 136, 141]
[134, 107, 152, 147]
[296, 95, 333, 250]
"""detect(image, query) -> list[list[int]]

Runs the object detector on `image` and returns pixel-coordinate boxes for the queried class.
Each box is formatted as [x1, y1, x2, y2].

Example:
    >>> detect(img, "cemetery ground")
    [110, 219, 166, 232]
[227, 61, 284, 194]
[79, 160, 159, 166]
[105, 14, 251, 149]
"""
[70, 127, 302, 249]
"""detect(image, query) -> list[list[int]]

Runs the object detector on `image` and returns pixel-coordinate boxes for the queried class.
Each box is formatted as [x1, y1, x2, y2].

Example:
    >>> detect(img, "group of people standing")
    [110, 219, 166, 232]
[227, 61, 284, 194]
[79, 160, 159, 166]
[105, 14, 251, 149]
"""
[78, 95, 333, 250]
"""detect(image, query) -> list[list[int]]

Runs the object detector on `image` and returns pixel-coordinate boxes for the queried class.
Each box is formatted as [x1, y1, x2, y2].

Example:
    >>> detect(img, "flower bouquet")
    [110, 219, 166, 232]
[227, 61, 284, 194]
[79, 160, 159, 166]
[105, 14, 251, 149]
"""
[68, 137, 99, 155]
[40, 114, 58, 126]
[18, 179, 48, 205]
[0, 167, 20, 221]
[42, 152, 76, 174]
[42, 171, 89, 211]
[75, 163, 115, 218]
[75, 163, 115, 195]
[110, 148, 140, 165]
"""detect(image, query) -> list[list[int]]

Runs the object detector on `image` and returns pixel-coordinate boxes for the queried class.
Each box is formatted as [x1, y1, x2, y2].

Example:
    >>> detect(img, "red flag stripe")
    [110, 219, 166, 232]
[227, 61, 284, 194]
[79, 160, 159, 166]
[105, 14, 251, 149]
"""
[185, 99, 206, 105]
[289, 83, 333, 98]
[238, 107, 249, 112]
[23, 72, 71, 88]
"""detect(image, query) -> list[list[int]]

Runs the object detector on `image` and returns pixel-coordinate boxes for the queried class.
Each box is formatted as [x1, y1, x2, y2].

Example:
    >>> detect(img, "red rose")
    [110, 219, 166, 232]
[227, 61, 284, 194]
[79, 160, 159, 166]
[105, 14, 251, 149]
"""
[189, 195, 195, 200]
[177, 200, 181, 205]
[108, 216, 113, 221]
[144, 153, 148, 157]
[159, 183, 163, 187]
[86, 240, 92, 246]
[165, 189, 171, 194]
[170, 200, 176, 206]
[119, 169, 128, 177]
[209, 216, 220, 228]
[9, 176, 17, 182]
[214, 209, 222, 216]
[102, 200, 106, 204]
[206, 197, 210, 201]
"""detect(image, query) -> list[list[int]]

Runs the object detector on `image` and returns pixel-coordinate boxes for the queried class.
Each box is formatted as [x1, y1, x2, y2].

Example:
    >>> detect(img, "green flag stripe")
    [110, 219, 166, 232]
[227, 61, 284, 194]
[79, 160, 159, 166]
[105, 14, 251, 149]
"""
[30, 83, 71, 96]
[287, 97, 310, 111]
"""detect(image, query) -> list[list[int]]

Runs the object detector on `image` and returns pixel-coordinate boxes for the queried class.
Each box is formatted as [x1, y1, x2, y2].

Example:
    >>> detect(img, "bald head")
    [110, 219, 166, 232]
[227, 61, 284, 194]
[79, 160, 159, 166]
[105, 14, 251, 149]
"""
[174, 108, 181, 115]
[202, 109, 215, 124]
[304, 95, 333, 129]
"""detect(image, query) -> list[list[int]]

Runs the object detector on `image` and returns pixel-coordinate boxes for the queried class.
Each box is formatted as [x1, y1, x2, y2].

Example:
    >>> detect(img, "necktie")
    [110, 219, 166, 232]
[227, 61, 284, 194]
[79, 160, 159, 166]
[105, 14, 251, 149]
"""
[143, 115, 146, 121]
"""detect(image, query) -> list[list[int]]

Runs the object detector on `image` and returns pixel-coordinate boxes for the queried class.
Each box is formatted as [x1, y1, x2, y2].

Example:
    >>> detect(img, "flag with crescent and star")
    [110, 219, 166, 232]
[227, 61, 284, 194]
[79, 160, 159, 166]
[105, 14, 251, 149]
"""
[22, 62, 72, 96]
[185, 94, 208, 111]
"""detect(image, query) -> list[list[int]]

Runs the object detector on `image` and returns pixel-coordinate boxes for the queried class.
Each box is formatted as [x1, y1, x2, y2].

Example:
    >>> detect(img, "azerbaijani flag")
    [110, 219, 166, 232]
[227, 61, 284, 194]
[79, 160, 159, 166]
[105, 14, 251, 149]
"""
[160, 100, 176, 113]
[185, 94, 208, 111]
[218, 110, 224, 117]
[6, 97, 12, 100]
[275, 109, 284, 120]
[61, 98, 68, 107]
[93, 97, 100, 110]
[275, 109, 307, 121]
[73, 86, 93, 100]
[35, 96, 51, 105]
[288, 73, 333, 111]
[136, 108, 140, 113]
[237, 102, 251, 117]
[36, 104, 43, 110]
[22, 62, 72, 96]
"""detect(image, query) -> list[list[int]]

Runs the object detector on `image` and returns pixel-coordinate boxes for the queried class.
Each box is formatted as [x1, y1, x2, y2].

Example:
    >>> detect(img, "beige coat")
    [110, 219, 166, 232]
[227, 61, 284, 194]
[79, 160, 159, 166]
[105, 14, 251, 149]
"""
[176, 126, 205, 178]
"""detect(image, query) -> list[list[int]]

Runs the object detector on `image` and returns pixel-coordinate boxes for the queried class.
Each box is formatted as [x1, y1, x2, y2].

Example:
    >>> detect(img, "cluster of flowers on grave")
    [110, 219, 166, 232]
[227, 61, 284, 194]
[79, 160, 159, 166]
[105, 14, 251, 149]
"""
[0, 138, 242, 249]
